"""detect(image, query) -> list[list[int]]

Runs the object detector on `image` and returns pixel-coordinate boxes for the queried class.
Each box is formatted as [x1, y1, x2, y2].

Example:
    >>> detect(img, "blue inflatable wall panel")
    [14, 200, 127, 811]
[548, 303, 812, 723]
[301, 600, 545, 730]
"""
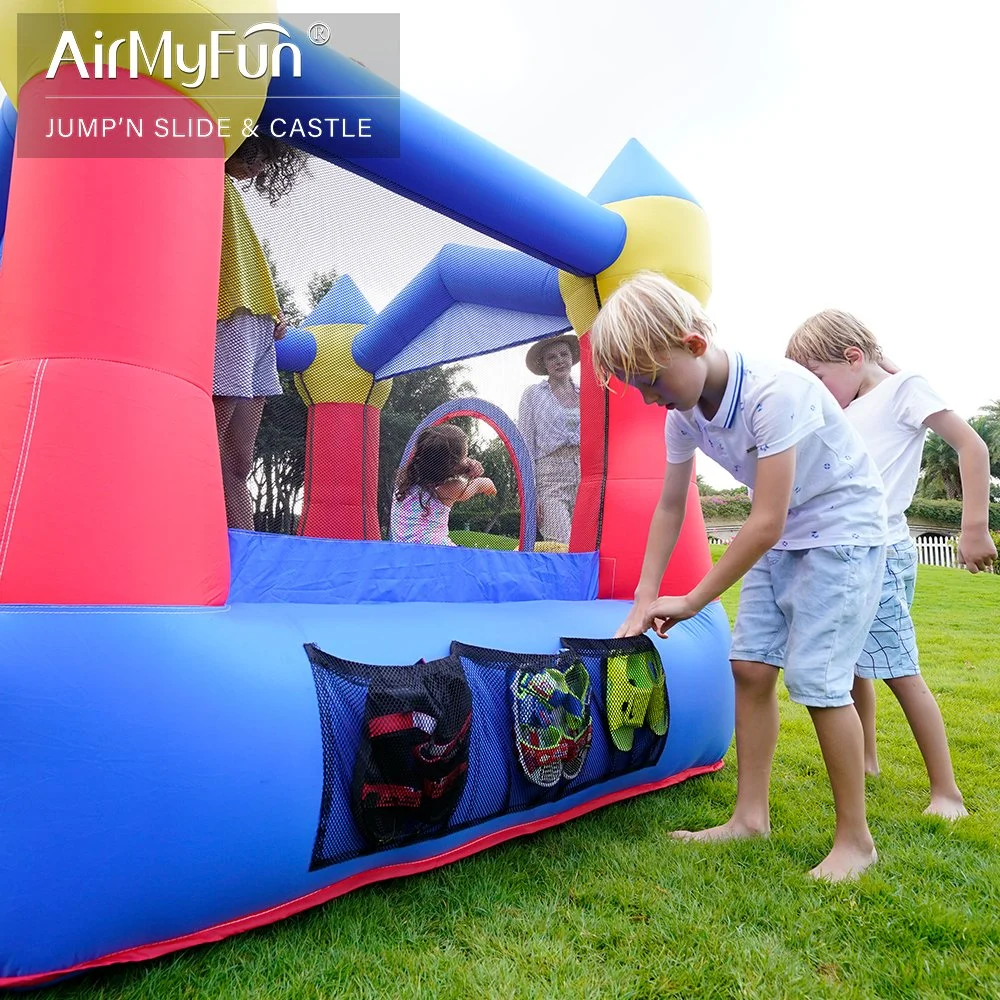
[0, 594, 732, 985]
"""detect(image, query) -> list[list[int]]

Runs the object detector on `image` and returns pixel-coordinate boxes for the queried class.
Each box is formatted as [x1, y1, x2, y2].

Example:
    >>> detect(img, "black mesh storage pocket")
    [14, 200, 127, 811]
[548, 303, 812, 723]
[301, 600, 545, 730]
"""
[559, 635, 669, 779]
[305, 644, 472, 870]
[450, 641, 600, 826]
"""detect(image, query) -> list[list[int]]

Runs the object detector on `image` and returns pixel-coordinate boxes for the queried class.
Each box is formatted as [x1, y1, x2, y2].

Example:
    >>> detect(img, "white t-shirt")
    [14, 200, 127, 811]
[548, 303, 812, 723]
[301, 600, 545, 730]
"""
[666, 351, 887, 549]
[845, 372, 949, 545]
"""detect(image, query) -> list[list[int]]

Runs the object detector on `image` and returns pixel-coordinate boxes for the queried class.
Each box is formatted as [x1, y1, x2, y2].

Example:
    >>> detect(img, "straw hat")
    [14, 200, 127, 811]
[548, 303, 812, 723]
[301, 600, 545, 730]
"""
[525, 334, 580, 376]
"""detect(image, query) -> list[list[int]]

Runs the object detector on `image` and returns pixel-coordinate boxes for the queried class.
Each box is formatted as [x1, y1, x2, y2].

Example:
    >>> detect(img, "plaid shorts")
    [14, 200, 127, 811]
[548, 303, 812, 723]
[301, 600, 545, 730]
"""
[855, 539, 919, 680]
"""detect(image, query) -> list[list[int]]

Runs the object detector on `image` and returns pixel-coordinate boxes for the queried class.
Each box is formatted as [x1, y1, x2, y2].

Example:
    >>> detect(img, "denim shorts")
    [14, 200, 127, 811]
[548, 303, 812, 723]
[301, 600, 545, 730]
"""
[855, 539, 919, 680]
[730, 544, 887, 708]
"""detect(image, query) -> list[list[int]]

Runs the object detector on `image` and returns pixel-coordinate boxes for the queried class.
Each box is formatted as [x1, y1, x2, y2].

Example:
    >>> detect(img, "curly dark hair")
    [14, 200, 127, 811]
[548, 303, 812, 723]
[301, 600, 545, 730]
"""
[227, 135, 308, 205]
[395, 424, 469, 503]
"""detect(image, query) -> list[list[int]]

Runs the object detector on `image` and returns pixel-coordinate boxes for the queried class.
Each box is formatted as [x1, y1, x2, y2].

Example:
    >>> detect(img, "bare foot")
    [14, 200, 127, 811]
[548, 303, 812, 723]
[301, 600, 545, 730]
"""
[864, 759, 880, 777]
[672, 819, 769, 842]
[924, 795, 968, 820]
[809, 844, 877, 882]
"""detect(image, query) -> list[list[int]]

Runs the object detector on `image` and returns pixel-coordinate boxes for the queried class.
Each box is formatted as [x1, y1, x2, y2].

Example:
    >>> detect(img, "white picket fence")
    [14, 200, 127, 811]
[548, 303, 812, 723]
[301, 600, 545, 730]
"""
[914, 535, 960, 568]
[707, 534, 962, 569]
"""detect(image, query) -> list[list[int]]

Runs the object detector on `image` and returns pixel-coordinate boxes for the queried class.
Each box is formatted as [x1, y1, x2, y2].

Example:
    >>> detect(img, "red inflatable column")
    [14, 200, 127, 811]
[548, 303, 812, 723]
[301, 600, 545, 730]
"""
[299, 402, 381, 539]
[571, 335, 712, 600]
[293, 311, 391, 540]
[0, 74, 230, 605]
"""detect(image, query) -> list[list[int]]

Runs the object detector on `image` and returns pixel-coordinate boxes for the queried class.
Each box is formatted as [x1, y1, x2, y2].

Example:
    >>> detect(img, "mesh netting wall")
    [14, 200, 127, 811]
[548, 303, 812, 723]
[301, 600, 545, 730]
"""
[221, 152, 600, 552]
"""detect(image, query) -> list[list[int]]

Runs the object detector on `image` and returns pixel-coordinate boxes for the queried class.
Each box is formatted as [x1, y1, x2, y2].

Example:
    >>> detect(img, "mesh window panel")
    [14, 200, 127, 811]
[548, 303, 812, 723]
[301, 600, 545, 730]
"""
[222, 154, 598, 551]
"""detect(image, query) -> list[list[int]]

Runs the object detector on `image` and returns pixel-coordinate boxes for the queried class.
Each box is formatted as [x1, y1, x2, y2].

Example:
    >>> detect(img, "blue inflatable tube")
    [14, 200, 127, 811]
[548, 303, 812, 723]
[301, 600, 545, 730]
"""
[0, 536, 733, 987]
[274, 326, 317, 372]
[353, 244, 568, 377]
[0, 98, 16, 248]
[261, 22, 626, 277]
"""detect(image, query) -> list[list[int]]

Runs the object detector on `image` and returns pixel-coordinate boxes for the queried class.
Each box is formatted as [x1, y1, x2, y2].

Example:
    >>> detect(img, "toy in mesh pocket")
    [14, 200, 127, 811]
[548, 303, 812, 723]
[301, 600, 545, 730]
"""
[352, 658, 473, 847]
[511, 657, 593, 787]
[605, 647, 667, 752]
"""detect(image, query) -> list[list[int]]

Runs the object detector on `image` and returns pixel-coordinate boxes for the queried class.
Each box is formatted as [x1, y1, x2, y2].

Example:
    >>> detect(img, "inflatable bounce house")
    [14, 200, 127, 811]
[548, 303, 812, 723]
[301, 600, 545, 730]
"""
[0, 4, 733, 988]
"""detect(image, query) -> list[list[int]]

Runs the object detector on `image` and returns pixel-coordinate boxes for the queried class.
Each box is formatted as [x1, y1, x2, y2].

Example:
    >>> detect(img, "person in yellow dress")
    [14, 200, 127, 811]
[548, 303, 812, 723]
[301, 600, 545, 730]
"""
[214, 136, 306, 529]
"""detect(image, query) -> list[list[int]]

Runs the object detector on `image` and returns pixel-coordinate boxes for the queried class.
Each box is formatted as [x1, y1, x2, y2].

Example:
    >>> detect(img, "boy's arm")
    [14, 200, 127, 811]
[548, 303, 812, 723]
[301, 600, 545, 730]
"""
[642, 449, 795, 636]
[923, 410, 996, 573]
[615, 457, 693, 637]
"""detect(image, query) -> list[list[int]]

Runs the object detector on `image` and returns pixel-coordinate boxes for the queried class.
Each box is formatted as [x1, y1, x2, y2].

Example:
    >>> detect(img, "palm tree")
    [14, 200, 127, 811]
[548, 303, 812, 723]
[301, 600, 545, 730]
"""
[918, 404, 1000, 501]
[974, 399, 1000, 478]
[919, 431, 962, 499]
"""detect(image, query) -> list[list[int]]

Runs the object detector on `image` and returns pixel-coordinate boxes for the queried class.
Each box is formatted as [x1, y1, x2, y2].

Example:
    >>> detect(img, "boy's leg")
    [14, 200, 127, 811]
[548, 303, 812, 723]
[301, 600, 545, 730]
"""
[807, 705, 876, 881]
[851, 675, 880, 775]
[676, 557, 786, 841]
[884, 675, 966, 818]
[779, 545, 885, 881]
[856, 541, 962, 815]
[674, 658, 778, 840]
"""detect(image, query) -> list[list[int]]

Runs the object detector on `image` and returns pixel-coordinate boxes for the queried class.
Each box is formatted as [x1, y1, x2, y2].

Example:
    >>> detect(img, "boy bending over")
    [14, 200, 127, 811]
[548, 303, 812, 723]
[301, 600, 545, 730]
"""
[591, 273, 888, 881]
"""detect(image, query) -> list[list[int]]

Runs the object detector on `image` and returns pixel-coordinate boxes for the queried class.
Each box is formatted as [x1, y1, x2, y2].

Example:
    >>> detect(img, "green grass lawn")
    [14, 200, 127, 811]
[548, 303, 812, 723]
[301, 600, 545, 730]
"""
[447, 530, 519, 550]
[34, 559, 1000, 999]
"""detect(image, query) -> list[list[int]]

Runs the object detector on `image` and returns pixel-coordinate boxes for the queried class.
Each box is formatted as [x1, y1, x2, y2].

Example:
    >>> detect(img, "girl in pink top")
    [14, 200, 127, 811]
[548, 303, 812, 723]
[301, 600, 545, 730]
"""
[391, 424, 497, 545]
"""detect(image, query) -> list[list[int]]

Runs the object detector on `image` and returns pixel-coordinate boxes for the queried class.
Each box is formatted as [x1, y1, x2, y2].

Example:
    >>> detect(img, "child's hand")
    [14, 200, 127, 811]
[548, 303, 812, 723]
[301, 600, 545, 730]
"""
[274, 312, 288, 341]
[642, 595, 698, 637]
[476, 477, 497, 497]
[615, 603, 649, 638]
[958, 528, 997, 574]
[463, 458, 485, 479]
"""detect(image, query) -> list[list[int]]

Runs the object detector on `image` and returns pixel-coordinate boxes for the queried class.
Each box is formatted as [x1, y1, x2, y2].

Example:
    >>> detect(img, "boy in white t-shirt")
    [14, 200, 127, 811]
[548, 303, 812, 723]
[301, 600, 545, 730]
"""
[787, 310, 995, 819]
[590, 273, 888, 882]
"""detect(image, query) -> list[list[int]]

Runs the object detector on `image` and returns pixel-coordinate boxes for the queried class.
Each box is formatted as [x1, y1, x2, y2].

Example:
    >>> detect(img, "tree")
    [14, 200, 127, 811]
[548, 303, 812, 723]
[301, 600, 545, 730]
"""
[457, 434, 520, 539]
[919, 431, 962, 500]
[917, 409, 999, 502]
[262, 239, 304, 326]
[974, 399, 1000, 478]
[251, 250, 338, 532]
[306, 270, 338, 316]
[251, 380, 307, 533]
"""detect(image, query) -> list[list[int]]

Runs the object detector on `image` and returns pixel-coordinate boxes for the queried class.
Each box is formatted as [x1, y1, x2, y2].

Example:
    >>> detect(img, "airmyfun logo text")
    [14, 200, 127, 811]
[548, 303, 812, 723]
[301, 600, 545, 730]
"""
[45, 23, 303, 90]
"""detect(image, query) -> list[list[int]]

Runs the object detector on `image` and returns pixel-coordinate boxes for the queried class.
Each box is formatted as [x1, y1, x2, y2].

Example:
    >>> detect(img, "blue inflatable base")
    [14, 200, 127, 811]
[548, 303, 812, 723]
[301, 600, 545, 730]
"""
[0, 597, 733, 987]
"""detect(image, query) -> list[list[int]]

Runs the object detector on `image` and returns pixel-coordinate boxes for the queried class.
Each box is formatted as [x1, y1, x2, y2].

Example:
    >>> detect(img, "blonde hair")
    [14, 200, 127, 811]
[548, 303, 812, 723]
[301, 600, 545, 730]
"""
[590, 272, 715, 384]
[786, 310, 883, 367]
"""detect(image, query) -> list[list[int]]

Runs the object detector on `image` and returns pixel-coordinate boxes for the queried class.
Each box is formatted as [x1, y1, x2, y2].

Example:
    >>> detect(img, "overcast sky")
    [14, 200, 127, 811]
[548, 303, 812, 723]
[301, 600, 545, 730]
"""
[279, 0, 999, 486]
[5, 1, 997, 488]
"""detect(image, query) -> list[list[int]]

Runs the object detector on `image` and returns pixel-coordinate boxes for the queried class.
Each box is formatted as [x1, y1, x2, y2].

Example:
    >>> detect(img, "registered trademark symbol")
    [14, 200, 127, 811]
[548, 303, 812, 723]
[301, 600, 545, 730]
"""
[308, 22, 331, 45]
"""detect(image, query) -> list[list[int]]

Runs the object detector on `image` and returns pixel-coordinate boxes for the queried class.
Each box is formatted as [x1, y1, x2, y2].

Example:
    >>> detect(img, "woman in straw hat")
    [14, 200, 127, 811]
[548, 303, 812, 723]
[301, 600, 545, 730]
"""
[517, 334, 582, 545]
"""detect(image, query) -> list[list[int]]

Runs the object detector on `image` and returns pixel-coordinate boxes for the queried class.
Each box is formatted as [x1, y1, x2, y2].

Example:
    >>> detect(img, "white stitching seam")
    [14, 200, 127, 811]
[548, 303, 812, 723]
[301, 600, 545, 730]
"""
[0, 359, 48, 584]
